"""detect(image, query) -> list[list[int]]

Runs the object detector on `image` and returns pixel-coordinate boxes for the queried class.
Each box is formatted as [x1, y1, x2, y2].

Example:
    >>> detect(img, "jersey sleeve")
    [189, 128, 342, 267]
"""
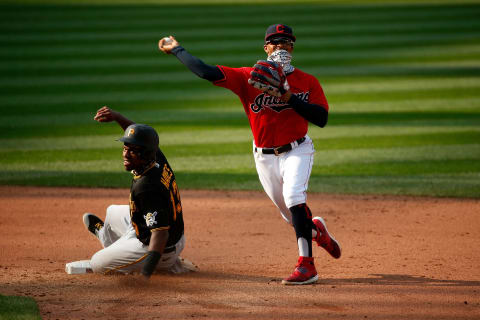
[307, 75, 329, 111]
[213, 65, 251, 97]
[135, 189, 171, 232]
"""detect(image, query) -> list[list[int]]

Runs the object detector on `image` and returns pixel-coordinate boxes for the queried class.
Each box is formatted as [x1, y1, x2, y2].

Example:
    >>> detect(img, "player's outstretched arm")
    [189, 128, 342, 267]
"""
[94, 106, 135, 131]
[158, 35, 223, 82]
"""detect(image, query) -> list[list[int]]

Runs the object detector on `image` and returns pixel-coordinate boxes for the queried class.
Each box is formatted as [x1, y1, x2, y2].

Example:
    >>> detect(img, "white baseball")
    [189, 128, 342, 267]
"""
[162, 37, 172, 46]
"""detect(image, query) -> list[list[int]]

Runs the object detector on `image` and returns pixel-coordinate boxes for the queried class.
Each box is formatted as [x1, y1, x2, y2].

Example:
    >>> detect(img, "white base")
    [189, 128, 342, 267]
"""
[65, 260, 93, 274]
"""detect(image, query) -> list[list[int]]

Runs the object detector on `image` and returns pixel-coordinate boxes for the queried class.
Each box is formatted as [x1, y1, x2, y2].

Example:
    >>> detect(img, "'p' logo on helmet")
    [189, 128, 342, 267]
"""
[128, 128, 135, 136]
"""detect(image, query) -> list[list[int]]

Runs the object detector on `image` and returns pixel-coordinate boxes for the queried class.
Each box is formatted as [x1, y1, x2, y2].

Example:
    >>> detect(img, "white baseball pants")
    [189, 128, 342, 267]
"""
[253, 135, 315, 224]
[90, 204, 186, 274]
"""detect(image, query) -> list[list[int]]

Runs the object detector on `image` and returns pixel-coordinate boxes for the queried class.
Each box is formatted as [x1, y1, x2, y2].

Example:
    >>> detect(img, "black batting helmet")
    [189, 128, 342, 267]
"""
[118, 123, 159, 154]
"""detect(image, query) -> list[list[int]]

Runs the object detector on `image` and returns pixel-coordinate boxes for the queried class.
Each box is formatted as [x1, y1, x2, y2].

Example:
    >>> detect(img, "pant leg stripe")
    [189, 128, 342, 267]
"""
[104, 253, 149, 275]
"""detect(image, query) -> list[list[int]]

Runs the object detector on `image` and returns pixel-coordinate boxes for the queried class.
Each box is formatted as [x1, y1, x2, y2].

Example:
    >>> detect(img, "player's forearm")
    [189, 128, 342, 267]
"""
[148, 229, 169, 253]
[141, 229, 169, 278]
[171, 46, 223, 82]
[288, 94, 328, 128]
[113, 112, 135, 131]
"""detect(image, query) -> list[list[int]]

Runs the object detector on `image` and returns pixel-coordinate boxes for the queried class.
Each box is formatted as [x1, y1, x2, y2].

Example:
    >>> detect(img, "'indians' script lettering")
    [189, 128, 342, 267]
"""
[250, 91, 310, 113]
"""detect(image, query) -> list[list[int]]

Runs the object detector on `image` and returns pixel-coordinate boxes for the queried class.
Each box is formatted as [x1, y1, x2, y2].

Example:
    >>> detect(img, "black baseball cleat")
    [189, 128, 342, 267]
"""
[83, 213, 104, 239]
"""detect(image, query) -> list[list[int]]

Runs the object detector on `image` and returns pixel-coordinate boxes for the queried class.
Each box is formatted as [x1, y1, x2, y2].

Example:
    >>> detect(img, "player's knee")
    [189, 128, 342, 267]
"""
[105, 204, 129, 222]
[106, 204, 118, 219]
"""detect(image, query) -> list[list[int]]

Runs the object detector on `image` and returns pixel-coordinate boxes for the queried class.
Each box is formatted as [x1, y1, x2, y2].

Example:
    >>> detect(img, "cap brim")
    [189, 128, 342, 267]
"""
[265, 33, 296, 42]
[118, 136, 139, 145]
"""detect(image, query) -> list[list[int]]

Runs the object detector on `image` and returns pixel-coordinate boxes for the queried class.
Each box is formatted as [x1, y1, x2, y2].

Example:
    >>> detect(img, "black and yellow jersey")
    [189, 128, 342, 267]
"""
[129, 150, 184, 247]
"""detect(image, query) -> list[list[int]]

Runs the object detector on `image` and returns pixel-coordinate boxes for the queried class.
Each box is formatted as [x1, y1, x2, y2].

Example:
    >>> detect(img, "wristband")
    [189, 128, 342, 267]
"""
[141, 251, 161, 277]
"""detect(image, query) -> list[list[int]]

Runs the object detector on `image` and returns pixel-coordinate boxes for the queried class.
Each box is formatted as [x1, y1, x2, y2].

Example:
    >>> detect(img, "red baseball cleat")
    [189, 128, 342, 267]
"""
[282, 256, 318, 285]
[312, 216, 341, 259]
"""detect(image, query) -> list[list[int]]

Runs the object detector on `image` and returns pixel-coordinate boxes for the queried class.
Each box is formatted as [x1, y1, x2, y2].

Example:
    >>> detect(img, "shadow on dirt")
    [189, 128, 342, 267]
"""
[318, 274, 480, 287]
[160, 271, 480, 288]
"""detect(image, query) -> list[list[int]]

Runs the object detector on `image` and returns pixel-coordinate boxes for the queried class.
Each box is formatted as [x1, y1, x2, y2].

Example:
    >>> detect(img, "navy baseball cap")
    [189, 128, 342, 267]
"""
[265, 24, 296, 42]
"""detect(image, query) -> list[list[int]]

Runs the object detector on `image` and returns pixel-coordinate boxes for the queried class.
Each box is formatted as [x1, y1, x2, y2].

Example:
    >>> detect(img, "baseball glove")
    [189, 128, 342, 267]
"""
[248, 60, 289, 97]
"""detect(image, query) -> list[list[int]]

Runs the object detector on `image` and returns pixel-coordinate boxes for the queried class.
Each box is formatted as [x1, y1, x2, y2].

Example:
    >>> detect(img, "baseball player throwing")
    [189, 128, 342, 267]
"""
[82, 106, 189, 278]
[159, 24, 341, 285]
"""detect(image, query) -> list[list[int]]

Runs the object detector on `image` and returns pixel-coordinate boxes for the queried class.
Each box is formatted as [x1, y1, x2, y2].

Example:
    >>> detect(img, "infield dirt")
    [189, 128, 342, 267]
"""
[1, 186, 479, 319]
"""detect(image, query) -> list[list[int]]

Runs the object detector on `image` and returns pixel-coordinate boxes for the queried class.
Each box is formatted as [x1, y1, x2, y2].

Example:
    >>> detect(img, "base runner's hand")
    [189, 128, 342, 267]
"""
[94, 106, 118, 122]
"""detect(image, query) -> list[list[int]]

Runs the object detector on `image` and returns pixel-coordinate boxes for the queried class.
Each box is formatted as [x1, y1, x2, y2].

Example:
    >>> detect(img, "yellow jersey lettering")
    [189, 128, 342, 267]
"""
[170, 191, 177, 221]
[161, 164, 173, 189]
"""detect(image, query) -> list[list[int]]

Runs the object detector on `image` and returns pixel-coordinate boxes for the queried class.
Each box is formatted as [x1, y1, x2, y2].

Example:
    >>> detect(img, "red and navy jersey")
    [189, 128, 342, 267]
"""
[213, 66, 329, 148]
[129, 150, 184, 247]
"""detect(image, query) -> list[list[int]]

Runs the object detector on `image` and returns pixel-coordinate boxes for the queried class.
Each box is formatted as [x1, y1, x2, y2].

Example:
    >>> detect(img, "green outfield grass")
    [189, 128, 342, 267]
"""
[0, 295, 41, 320]
[0, 1, 479, 198]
